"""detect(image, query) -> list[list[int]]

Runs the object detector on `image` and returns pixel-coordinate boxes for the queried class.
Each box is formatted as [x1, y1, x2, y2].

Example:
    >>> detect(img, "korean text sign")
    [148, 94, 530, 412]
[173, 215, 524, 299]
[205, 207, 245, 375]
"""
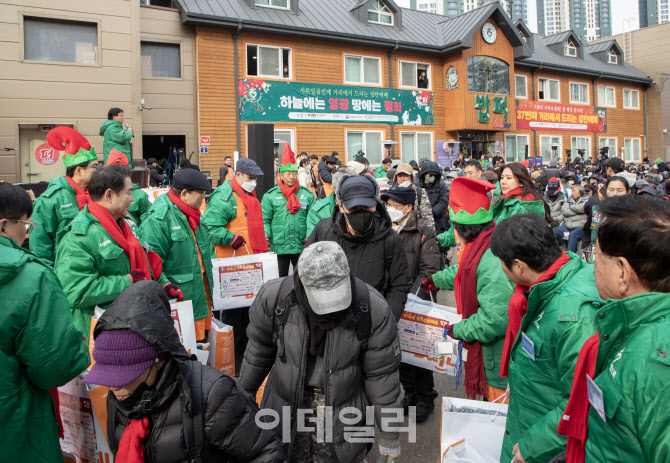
[516, 100, 607, 133]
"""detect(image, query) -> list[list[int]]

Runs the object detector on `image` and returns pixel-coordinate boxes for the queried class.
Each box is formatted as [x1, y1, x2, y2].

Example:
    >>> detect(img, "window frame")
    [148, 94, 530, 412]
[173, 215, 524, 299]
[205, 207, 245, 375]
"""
[623, 88, 640, 110]
[564, 40, 577, 57]
[569, 81, 590, 105]
[599, 137, 617, 157]
[539, 135, 563, 162]
[597, 85, 616, 108]
[515, 74, 528, 99]
[140, 41, 183, 80]
[343, 53, 383, 87]
[505, 134, 530, 162]
[571, 135, 592, 159]
[466, 55, 511, 96]
[245, 42, 293, 80]
[398, 60, 432, 90]
[20, 14, 101, 67]
[399, 131, 434, 164]
[345, 130, 385, 164]
[538, 77, 560, 102]
[254, 0, 290, 10]
[624, 137, 642, 162]
[607, 49, 618, 64]
[274, 128, 296, 153]
[368, 0, 395, 26]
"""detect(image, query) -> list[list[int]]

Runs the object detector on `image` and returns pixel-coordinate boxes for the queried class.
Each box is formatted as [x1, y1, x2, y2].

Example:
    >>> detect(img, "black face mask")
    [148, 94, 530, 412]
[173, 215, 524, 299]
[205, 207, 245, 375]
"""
[344, 209, 374, 234]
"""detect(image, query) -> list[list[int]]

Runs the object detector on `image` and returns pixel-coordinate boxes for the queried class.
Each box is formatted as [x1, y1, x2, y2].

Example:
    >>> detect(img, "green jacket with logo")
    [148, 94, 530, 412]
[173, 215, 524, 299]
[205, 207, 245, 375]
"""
[261, 185, 316, 255]
[55, 206, 168, 340]
[373, 165, 388, 179]
[438, 197, 546, 248]
[202, 179, 241, 253]
[139, 193, 213, 321]
[0, 236, 89, 462]
[99, 119, 132, 163]
[30, 176, 81, 266]
[584, 292, 670, 462]
[501, 258, 603, 463]
[432, 249, 513, 390]
[305, 192, 336, 239]
[128, 183, 151, 227]
[589, 204, 604, 244]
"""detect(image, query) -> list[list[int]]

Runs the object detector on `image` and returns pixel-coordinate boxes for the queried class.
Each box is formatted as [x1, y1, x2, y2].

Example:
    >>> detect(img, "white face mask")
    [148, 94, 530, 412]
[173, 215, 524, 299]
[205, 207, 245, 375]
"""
[386, 205, 407, 223]
[425, 175, 436, 184]
[241, 180, 257, 193]
[399, 181, 412, 188]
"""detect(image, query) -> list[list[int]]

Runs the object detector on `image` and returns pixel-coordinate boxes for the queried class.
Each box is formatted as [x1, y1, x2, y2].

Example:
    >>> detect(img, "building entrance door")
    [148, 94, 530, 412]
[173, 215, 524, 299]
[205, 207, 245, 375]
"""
[19, 127, 71, 183]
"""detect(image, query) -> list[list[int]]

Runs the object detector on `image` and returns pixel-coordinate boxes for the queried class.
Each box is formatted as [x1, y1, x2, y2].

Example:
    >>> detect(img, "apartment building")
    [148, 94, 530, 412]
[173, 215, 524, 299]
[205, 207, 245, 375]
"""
[639, 0, 670, 28]
[537, 0, 612, 42]
[409, 0, 526, 22]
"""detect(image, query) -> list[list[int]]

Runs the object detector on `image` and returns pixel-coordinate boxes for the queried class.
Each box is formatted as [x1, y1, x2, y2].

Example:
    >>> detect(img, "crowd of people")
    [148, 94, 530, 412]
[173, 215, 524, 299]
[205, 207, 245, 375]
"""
[1, 120, 669, 463]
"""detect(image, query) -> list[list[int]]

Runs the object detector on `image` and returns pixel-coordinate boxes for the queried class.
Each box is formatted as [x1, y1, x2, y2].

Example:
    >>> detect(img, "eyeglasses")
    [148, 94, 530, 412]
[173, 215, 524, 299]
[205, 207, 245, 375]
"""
[387, 202, 408, 211]
[11, 219, 36, 234]
[582, 245, 607, 264]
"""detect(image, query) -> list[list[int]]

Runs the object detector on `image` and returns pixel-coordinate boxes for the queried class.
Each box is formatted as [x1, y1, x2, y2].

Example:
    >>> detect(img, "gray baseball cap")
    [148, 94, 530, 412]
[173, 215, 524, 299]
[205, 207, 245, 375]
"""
[297, 242, 352, 315]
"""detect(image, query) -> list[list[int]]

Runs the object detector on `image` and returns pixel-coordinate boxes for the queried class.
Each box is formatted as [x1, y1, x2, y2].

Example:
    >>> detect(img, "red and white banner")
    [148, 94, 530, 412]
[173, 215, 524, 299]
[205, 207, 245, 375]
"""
[516, 100, 607, 133]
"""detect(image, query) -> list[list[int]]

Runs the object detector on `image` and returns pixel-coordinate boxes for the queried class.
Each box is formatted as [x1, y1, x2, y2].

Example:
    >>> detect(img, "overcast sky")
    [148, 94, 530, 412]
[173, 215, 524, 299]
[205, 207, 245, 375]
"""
[394, 0, 641, 36]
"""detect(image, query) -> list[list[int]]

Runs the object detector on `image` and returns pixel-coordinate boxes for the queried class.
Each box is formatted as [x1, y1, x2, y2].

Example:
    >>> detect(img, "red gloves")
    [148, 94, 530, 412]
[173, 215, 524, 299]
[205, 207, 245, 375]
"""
[421, 276, 437, 294]
[127, 271, 145, 284]
[231, 234, 246, 250]
[164, 283, 184, 301]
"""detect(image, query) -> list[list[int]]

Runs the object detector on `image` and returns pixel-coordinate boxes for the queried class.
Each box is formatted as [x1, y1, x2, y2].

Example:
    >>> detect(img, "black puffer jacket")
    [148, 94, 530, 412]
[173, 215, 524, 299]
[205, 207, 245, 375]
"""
[149, 165, 166, 187]
[239, 277, 402, 463]
[397, 213, 441, 294]
[305, 201, 411, 320]
[418, 161, 450, 234]
[95, 281, 285, 463]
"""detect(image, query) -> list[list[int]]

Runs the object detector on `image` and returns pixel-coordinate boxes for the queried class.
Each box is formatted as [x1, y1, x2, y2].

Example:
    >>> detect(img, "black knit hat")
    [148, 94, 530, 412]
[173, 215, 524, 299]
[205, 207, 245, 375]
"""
[381, 186, 416, 205]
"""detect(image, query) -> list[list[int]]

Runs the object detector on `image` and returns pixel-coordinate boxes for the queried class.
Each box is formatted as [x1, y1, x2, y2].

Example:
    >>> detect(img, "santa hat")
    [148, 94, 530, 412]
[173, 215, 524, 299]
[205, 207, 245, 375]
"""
[47, 127, 98, 168]
[448, 177, 496, 225]
[106, 150, 129, 166]
[279, 143, 298, 173]
[519, 159, 530, 169]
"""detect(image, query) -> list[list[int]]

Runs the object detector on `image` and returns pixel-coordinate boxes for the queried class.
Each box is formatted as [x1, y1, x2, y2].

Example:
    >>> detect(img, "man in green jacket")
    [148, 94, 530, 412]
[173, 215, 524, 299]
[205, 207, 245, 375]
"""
[31, 126, 100, 265]
[305, 166, 356, 238]
[56, 165, 171, 340]
[262, 145, 315, 276]
[558, 195, 670, 463]
[0, 183, 90, 462]
[423, 177, 513, 402]
[490, 213, 603, 463]
[373, 157, 392, 178]
[99, 107, 133, 164]
[140, 169, 214, 341]
[129, 182, 151, 226]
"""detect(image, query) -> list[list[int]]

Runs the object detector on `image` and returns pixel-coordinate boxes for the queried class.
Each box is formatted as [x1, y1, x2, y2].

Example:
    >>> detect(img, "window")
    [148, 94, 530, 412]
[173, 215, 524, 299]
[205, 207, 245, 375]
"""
[23, 16, 97, 64]
[399, 61, 431, 89]
[599, 137, 617, 157]
[623, 89, 640, 109]
[141, 42, 180, 78]
[467, 56, 510, 95]
[274, 129, 295, 153]
[571, 136, 591, 159]
[564, 39, 577, 57]
[570, 82, 589, 104]
[538, 78, 560, 101]
[515, 75, 528, 98]
[346, 130, 383, 164]
[246, 44, 291, 79]
[597, 85, 616, 107]
[607, 49, 618, 64]
[140, 0, 175, 7]
[344, 54, 381, 86]
[624, 138, 641, 162]
[540, 136, 562, 163]
[255, 0, 289, 9]
[368, 0, 394, 26]
[505, 134, 529, 162]
[400, 132, 433, 163]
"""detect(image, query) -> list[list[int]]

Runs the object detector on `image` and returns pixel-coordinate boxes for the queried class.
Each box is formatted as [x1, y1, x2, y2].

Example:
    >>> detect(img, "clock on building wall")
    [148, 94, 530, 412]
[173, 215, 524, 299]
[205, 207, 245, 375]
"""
[482, 23, 497, 44]
[446, 66, 459, 90]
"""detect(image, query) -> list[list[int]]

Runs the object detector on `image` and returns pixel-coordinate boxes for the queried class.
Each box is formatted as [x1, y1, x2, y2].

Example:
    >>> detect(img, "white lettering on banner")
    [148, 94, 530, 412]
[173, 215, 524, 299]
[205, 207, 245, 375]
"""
[99, 240, 111, 247]
[609, 347, 625, 378]
[288, 112, 399, 123]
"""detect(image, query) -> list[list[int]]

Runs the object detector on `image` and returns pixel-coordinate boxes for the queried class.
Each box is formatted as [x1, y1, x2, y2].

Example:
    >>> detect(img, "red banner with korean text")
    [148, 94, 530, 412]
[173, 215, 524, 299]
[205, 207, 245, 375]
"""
[516, 100, 607, 133]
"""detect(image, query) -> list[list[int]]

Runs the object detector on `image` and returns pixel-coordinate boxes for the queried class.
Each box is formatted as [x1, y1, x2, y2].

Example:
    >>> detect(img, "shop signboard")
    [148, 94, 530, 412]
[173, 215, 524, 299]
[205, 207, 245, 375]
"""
[436, 140, 460, 169]
[516, 100, 607, 133]
[238, 79, 434, 126]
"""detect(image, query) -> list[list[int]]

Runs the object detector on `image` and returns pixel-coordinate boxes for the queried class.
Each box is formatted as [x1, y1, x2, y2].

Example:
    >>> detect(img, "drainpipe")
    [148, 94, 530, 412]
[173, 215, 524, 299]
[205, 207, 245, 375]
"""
[592, 72, 604, 162]
[643, 87, 648, 160]
[531, 64, 542, 161]
[234, 21, 243, 155]
[388, 40, 399, 158]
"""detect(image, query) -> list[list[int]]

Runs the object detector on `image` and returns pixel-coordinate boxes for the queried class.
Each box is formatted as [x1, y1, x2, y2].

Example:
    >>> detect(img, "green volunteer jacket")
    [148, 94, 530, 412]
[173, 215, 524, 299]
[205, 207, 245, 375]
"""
[0, 236, 89, 462]
[99, 119, 132, 163]
[202, 179, 241, 252]
[55, 205, 168, 340]
[30, 176, 81, 265]
[373, 166, 388, 179]
[501, 258, 603, 463]
[584, 292, 670, 462]
[438, 197, 546, 248]
[305, 192, 336, 238]
[139, 193, 213, 321]
[261, 184, 316, 255]
[432, 249, 513, 389]
[128, 183, 151, 227]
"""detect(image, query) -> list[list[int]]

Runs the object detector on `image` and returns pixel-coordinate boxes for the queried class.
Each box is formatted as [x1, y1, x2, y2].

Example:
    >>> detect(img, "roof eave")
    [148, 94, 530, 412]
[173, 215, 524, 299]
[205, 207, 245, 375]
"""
[514, 60, 653, 86]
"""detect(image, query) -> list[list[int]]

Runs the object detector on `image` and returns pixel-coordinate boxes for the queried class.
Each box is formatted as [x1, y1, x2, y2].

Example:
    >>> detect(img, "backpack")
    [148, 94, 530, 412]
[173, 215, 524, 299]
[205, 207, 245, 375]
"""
[271, 276, 372, 363]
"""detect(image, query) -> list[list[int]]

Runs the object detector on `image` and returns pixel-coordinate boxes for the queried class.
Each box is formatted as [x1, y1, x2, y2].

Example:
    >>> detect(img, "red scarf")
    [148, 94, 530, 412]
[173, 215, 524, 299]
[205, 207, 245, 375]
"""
[453, 224, 496, 399]
[278, 178, 301, 214]
[87, 202, 162, 280]
[116, 417, 150, 463]
[65, 176, 90, 210]
[500, 252, 570, 378]
[168, 189, 201, 231]
[230, 177, 269, 253]
[558, 333, 600, 463]
[500, 187, 537, 202]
